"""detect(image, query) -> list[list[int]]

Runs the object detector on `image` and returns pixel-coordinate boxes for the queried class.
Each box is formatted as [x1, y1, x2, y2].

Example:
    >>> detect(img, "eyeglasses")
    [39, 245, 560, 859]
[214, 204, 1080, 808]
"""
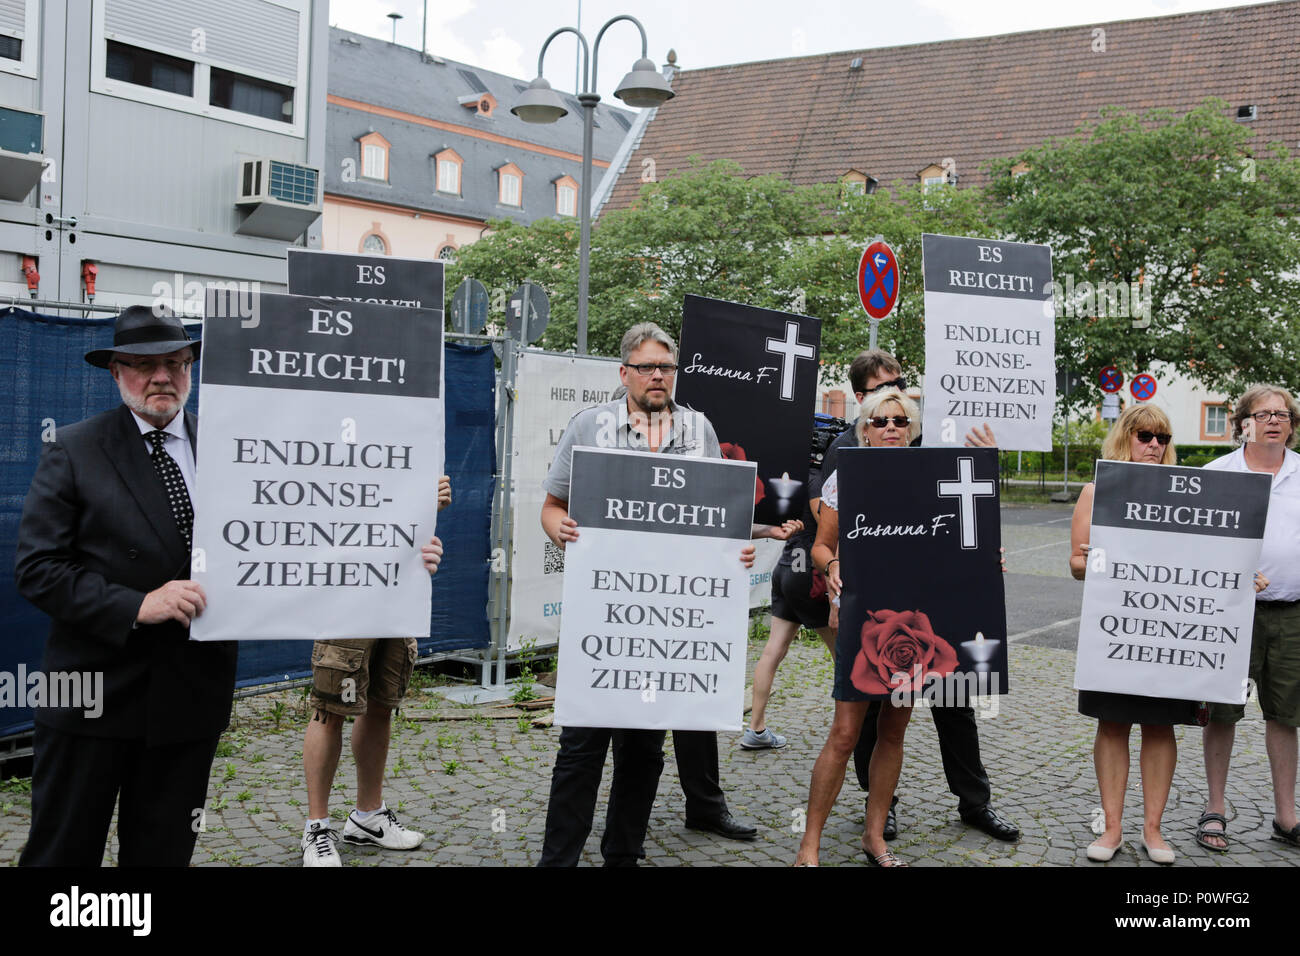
[864, 377, 907, 394]
[1135, 430, 1172, 446]
[1251, 410, 1293, 423]
[113, 358, 192, 375]
[623, 363, 678, 376]
[868, 416, 910, 429]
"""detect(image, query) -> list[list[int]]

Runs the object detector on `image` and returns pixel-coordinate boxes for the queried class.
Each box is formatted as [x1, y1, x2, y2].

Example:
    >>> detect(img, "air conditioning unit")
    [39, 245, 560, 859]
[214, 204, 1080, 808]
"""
[0, 106, 47, 202]
[234, 157, 322, 241]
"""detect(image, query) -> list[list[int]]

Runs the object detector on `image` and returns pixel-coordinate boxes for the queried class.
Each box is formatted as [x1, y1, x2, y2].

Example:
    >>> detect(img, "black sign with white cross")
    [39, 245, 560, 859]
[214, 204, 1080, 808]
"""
[676, 295, 823, 526]
[834, 446, 1008, 701]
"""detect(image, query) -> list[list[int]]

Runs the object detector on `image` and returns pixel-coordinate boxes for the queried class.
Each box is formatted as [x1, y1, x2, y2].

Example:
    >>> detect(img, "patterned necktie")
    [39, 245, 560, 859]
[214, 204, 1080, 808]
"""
[145, 430, 193, 549]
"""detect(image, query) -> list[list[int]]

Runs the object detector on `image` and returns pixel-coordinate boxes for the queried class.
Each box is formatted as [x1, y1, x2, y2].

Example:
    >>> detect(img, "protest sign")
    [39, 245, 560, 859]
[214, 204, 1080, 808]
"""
[1074, 461, 1271, 704]
[286, 248, 444, 311]
[921, 234, 1054, 451]
[836, 447, 1008, 703]
[190, 291, 444, 640]
[508, 349, 622, 649]
[554, 447, 755, 730]
[676, 295, 822, 526]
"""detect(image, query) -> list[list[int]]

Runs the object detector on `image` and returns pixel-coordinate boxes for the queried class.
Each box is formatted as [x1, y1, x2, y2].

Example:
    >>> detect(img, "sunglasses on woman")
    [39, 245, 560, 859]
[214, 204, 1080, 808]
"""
[1135, 430, 1171, 446]
[868, 416, 910, 429]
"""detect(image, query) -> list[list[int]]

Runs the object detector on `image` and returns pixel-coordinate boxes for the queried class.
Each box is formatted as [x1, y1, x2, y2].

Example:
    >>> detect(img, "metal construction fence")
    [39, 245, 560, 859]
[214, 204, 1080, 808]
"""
[0, 305, 495, 737]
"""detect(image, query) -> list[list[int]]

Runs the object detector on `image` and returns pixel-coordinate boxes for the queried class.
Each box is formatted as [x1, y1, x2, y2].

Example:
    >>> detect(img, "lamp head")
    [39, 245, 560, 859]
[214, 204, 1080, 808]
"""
[614, 57, 675, 108]
[511, 76, 568, 124]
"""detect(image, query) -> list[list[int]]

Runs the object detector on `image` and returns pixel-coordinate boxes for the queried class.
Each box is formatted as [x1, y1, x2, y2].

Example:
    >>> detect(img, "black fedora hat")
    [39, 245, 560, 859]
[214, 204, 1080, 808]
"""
[84, 305, 201, 369]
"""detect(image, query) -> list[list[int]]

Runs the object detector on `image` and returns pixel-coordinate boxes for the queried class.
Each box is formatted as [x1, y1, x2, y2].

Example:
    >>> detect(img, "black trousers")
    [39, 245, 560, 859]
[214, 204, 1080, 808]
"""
[853, 702, 991, 815]
[671, 729, 727, 821]
[20, 724, 221, 867]
[538, 728, 729, 867]
[538, 725, 665, 867]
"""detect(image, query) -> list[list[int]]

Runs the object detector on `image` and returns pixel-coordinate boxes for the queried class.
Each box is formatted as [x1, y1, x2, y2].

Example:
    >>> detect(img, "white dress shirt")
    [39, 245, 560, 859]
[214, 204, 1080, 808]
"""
[1204, 445, 1300, 601]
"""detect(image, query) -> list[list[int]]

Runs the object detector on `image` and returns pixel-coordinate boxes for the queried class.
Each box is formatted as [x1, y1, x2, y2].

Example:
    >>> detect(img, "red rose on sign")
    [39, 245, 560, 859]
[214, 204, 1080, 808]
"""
[720, 441, 765, 505]
[851, 608, 958, 695]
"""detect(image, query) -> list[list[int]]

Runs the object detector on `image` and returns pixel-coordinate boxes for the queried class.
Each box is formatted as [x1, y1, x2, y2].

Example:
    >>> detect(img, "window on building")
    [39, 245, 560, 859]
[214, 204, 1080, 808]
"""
[106, 40, 194, 96]
[210, 67, 294, 121]
[437, 245, 457, 261]
[362, 233, 386, 254]
[363, 144, 386, 180]
[922, 175, 947, 194]
[840, 170, 876, 198]
[557, 184, 576, 216]
[554, 175, 578, 217]
[360, 133, 390, 182]
[1203, 403, 1229, 439]
[499, 169, 522, 206]
[0, 35, 20, 62]
[435, 149, 462, 195]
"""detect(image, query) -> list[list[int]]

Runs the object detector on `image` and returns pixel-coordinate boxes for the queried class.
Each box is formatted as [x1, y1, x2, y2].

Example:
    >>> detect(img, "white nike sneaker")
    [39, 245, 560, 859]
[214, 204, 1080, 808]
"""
[342, 807, 425, 850]
[301, 821, 342, 867]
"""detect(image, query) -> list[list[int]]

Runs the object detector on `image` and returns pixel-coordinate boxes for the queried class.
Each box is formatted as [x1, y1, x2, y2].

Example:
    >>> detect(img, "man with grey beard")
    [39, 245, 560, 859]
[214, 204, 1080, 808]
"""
[14, 305, 237, 866]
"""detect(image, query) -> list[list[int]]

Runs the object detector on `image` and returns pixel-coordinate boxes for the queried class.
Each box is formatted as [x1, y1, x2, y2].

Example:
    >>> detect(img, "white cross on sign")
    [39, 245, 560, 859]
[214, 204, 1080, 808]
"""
[764, 320, 817, 402]
[936, 456, 996, 549]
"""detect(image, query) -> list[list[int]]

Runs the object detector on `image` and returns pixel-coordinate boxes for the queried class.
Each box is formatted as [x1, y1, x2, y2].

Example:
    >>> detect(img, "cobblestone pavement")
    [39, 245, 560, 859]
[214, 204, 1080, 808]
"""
[1, 504, 1295, 867]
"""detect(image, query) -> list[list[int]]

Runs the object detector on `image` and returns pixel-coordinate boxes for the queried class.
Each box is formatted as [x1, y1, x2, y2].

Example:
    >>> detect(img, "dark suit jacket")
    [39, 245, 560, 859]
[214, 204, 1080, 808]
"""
[14, 404, 238, 745]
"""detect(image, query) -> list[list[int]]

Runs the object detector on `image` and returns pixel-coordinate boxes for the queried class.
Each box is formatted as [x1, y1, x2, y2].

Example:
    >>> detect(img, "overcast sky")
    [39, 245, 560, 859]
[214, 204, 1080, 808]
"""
[329, 0, 1268, 101]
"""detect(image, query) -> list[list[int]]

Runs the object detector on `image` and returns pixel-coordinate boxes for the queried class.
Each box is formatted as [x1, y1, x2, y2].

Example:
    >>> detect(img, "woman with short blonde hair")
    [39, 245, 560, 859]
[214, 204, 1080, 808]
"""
[854, 388, 921, 447]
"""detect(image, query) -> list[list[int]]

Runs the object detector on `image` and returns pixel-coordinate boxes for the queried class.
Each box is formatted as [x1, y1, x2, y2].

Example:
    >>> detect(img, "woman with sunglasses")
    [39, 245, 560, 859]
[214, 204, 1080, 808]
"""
[795, 387, 926, 867]
[1068, 404, 1265, 864]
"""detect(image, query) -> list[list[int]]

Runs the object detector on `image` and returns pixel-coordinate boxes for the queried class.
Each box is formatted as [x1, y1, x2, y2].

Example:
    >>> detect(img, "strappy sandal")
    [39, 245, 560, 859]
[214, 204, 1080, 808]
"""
[865, 848, 907, 867]
[1272, 819, 1300, 847]
[1195, 811, 1229, 852]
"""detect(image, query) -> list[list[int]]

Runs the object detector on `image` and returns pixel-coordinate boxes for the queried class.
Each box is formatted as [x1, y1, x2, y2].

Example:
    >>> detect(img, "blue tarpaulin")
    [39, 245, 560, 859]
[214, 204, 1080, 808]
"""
[1, 307, 494, 737]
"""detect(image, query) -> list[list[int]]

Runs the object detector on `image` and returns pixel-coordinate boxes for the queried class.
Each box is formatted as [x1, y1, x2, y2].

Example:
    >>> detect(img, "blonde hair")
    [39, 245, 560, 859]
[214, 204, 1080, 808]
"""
[1230, 385, 1299, 448]
[1101, 404, 1177, 464]
[855, 388, 921, 446]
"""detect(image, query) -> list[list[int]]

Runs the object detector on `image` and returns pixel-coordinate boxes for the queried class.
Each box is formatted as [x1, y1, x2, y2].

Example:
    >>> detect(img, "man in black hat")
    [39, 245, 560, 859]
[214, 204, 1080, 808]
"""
[14, 305, 235, 866]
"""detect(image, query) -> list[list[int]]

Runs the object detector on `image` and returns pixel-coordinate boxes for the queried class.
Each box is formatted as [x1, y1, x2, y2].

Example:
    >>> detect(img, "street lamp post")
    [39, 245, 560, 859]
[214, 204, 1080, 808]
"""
[512, 15, 674, 354]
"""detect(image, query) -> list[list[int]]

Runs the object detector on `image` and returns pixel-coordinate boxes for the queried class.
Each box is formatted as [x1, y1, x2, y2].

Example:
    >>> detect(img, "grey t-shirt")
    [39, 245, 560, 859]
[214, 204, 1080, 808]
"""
[543, 398, 723, 502]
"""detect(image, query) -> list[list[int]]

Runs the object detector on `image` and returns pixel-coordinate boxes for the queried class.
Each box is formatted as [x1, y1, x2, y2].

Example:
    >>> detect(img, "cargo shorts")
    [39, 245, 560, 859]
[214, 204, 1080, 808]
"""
[310, 638, 419, 717]
[1208, 601, 1300, 728]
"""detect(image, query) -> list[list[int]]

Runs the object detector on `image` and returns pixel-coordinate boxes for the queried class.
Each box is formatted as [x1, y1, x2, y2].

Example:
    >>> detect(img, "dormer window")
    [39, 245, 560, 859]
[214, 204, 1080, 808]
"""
[359, 131, 390, 182]
[840, 169, 877, 196]
[458, 92, 497, 116]
[554, 174, 578, 217]
[919, 163, 948, 193]
[498, 162, 523, 207]
[435, 148, 463, 195]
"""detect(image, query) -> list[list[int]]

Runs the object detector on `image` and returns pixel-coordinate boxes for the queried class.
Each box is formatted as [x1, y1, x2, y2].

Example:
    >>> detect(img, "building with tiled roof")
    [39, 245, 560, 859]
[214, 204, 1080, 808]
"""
[604, 1, 1299, 211]
[600, 1, 1300, 447]
[324, 27, 635, 260]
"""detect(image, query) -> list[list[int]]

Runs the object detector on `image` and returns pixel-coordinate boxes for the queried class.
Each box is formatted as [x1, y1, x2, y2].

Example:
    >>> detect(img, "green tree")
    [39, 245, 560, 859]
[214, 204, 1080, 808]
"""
[777, 181, 996, 381]
[445, 217, 579, 336]
[986, 99, 1300, 407]
[576, 159, 825, 355]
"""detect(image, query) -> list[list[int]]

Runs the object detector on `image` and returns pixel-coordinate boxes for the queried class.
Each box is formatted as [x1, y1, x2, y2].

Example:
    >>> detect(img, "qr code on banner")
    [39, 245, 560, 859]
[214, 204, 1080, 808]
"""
[543, 540, 565, 574]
